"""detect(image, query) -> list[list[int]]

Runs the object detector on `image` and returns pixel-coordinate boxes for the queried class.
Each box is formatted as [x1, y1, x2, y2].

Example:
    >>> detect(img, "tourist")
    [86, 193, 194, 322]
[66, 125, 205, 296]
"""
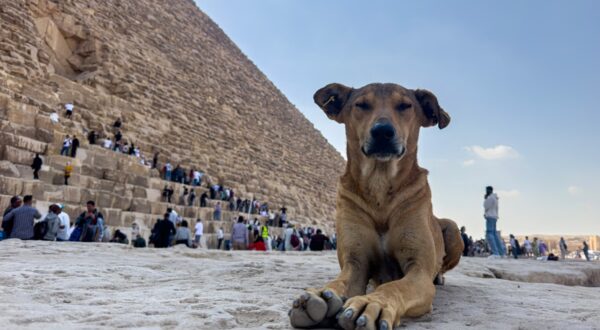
[194, 219, 203, 247]
[309, 229, 329, 251]
[250, 235, 267, 251]
[200, 192, 208, 207]
[213, 202, 222, 221]
[60, 135, 71, 156]
[73, 201, 105, 242]
[133, 234, 147, 248]
[582, 241, 590, 261]
[56, 204, 70, 241]
[217, 226, 224, 249]
[50, 111, 59, 123]
[559, 237, 568, 260]
[70, 136, 80, 158]
[538, 240, 548, 256]
[180, 186, 189, 205]
[164, 162, 172, 181]
[192, 170, 203, 186]
[3, 195, 41, 240]
[113, 118, 122, 130]
[175, 220, 193, 247]
[483, 186, 504, 258]
[509, 234, 520, 259]
[64, 102, 74, 119]
[151, 213, 176, 248]
[103, 138, 113, 149]
[110, 230, 129, 244]
[31, 153, 43, 180]
[523, 236, 532, 257]
[2, 196, 22, 237]
[87, 130, 97, 145]
[284, 224, 294, 251]
[460, 226, 471, 257]
[152, 152, 159, 169]
[115, 130, 122, 143]
[39, 204, 61, 241]
[64, 161, 73, 185]
[231, 216, 248, 250]
[164, 186, 174, 203]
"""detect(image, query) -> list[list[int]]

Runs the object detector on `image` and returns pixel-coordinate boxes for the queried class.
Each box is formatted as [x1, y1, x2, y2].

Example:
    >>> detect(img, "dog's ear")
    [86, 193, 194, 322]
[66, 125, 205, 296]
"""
[314, 83, 353, 123]
[414, 89, 450, 129]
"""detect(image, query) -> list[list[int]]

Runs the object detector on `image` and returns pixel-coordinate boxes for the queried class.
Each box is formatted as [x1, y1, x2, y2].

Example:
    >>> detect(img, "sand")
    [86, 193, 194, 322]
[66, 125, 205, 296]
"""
[0, 240, 599, 330]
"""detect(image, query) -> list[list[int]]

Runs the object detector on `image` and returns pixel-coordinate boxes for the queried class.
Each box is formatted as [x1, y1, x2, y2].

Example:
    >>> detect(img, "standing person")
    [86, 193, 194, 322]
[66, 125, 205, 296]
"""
[87, 130, 97, 145]
[200, 192, 208, 207]
[460, 226, 471, 257]
[538, 240, 548, 256]
[582, 241, 590, 261]
[217, 227, 224, 250]
[152, 152, 159, 169]
[174, 220, 192, 247]
[164, 162, 172, 181]
[2, 196, 22, 237]
[113, 118, 122, 130]
[483, 186, 504, 258]
[70, 136, 80, 158]
[213, 202, 222, 221]
[559, 237, 568, 260]
[31, 153, 43, 180]
[56, 204, 71, 241]
[152, 213, 176, 248]
[64, 161, 73, 185]
[509, 234, 520, 259]
[194, 219, 203, 248]
[284, 224, 294, 251]
[523, 236, 533, 257]
[231, 216, 248, 250]
[3, 195, 41, 240]
[165, 186, 174, 203]
[60, 135, 72, 156]
[64, 102, 74, 119]
[40, 204, 61, 241]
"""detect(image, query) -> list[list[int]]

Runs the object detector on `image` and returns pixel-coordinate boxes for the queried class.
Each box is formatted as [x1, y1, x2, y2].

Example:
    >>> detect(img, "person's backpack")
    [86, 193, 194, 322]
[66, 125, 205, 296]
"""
[290, 234, 300, 248]
[33, 220, 48, 240]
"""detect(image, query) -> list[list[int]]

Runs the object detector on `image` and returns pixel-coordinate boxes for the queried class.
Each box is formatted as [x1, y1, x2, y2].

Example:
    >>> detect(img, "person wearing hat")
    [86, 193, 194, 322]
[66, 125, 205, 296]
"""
[56, 204, 71, 241]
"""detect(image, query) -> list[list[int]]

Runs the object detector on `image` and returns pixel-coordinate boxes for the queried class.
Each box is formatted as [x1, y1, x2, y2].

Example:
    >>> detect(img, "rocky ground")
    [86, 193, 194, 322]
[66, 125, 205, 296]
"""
[0, 240, 599, 330]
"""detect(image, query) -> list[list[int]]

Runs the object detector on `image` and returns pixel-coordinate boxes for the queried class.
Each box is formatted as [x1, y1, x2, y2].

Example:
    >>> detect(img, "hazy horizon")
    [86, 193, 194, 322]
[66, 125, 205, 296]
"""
[196, 0, 600, 237]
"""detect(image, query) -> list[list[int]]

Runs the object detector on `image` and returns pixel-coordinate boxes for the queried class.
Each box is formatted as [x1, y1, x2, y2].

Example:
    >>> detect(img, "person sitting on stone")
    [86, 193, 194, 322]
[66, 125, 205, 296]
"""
[110, 229, 129, 244]
[309, 229, 330, 251]
[40, 204, 61, 241]
[151, 213, 176, 248]
[2, 196, 22, 237]
[174, 220, 192, 248]
[133, 234, 146, 248]
[3, 195, 41, 240]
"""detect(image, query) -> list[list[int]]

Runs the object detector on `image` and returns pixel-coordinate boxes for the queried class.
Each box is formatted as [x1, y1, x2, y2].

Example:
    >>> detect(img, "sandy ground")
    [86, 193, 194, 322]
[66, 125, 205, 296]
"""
[0, 240, 599, 330]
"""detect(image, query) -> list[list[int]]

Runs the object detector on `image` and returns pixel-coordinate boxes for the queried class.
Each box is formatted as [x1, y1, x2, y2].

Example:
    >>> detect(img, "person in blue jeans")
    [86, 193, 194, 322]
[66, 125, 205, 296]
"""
[484, 186, 505, 257]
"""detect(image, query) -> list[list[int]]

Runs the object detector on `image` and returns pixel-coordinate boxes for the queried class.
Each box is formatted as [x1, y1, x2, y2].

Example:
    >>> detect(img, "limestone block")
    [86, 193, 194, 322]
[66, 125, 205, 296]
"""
[0, 160, 20, 178]
[79, 188, 97, 204]
[63, 186, 81, 203]
[96, 192, 115, 209]
[130, 198, 151, 214]
[113, 195, 132, 210]
[128, 174, 149, 188]
[2, 145, 36, 166]
[131, 186, 147, 199]
[0, 132, 47, 154]
[182, 206, 197, 219]
[149, 201, 166, 216]
[0, 176, 23, 196]
[102, 208, 122, 227]
[6, 101, 37, 126]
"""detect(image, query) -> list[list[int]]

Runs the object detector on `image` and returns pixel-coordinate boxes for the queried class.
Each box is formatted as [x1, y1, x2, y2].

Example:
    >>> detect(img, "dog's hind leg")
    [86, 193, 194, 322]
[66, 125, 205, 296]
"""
[437, 218, 463, 276]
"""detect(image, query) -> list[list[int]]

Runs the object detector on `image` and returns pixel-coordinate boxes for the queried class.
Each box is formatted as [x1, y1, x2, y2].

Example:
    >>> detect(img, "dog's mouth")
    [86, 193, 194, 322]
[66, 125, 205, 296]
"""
[361, 143, 406, 161]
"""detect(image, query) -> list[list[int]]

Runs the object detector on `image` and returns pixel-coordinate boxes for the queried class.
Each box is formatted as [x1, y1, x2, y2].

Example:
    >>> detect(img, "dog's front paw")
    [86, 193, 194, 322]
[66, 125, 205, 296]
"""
[338, 294, 399, 330]
[289, 289, 345, 328]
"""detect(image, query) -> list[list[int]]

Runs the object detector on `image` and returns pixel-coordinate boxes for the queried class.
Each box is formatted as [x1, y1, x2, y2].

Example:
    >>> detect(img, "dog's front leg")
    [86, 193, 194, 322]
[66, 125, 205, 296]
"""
[289, 221, 377, 329]
[337, 266, 435, 330]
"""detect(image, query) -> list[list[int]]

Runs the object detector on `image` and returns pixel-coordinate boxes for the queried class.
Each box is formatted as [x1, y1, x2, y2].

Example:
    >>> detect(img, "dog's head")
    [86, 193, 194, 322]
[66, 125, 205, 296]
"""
[314, 83, 449, 162]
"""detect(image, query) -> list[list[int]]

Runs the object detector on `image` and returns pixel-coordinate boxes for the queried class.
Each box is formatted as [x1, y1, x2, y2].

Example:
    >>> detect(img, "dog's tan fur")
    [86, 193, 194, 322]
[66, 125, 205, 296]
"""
[289, 83, 463, 330]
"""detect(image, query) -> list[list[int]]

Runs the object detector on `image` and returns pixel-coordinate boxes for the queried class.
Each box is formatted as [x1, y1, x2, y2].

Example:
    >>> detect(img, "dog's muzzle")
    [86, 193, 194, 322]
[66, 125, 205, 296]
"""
[362, 121, 405, 160]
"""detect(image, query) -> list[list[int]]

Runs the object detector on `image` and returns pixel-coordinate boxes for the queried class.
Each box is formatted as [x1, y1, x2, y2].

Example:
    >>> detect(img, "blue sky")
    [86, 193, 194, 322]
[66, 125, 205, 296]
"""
[196, 0, 600, 237]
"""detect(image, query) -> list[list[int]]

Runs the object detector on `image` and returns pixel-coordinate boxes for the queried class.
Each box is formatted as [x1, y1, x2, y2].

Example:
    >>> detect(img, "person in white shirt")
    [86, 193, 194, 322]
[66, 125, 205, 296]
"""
[484, 186, 504, 257]
[194, 219, 203, 247]
[216, 227, 224, 250]
[103, 138, 112, 149]
[64, 103, 74, 119]
[56, 205, 71, 241]
[50, 112, 59, 123]
[523, 236, 532, 257]
[60, 136, 72, 156]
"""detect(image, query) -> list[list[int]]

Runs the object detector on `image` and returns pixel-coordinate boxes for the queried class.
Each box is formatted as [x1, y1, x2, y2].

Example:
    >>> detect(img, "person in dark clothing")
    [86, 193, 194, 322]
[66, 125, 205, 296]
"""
[129, 143, 135, 156]
[110, 229, 129, 244]
[2, 196, 22, 237]
[113, 118, 122, 129]
[70, 136, 80, 158]
[133, 235, 147, 248]
[309, 229, 329, 251]
[152, 152, 159, 169]
[200, 192, 208, 207]
[87, 130, 97, 145]
[31, 154, 43, 179]
[460, 226, 471, 257]
[152, 213, 176, 248]
[115, 130, 122, 143]
[209, 186, 216, 199]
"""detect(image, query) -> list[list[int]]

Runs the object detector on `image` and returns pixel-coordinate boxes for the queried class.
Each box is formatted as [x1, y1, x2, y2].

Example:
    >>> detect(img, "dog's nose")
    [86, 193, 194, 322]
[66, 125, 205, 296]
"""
[370, 121, 396, 141]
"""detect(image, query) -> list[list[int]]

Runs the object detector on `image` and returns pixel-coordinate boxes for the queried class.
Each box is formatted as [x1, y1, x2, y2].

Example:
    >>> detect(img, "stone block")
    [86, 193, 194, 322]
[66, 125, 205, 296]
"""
[0, 176, 23, 196]
[6, 101, 37, 126]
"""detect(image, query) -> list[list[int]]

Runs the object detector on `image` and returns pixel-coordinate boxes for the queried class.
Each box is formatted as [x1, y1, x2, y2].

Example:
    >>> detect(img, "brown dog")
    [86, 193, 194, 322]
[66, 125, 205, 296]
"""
[289, 83, 463, 330]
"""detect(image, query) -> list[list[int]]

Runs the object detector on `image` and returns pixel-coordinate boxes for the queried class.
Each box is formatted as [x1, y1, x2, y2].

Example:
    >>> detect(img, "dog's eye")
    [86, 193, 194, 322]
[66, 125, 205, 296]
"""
[355, 102, 371, 111]
[395, 102, 412, 112]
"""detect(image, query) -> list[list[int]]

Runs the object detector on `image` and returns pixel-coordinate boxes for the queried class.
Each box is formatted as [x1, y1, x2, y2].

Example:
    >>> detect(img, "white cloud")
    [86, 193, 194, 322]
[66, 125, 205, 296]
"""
[465, 145, 519, 160]
[462, 159, 475, 167]
[496, 189, 521, 198]
[567, 186, 582, 195]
